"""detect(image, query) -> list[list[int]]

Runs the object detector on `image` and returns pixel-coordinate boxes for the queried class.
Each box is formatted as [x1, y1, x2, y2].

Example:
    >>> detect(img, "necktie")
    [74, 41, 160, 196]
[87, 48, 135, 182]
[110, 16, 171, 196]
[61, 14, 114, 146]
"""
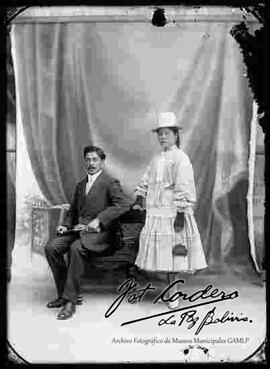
[85, 176, 93, 195]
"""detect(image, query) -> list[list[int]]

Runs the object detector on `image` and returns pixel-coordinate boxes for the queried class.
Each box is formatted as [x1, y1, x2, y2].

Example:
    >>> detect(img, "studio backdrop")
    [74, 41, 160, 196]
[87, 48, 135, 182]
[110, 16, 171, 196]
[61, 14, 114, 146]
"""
[11, 20, 257, 276]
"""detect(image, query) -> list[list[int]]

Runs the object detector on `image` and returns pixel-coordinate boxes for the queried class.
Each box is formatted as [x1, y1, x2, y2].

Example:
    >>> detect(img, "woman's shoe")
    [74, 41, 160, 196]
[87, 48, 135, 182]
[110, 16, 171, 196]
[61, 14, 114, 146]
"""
[168, 299, 179, 310]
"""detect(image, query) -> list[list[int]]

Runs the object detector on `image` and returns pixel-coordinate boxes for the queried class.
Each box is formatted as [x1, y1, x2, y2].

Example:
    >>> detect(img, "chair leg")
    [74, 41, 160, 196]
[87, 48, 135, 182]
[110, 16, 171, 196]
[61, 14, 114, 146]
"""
[125, 263, 138, 279]
[125, 263, 131, 279]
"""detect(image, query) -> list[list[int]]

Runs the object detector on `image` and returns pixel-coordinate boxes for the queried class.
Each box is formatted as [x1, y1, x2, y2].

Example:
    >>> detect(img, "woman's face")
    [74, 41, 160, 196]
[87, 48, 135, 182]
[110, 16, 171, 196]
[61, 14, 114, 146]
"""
[157, 128, 177, 150]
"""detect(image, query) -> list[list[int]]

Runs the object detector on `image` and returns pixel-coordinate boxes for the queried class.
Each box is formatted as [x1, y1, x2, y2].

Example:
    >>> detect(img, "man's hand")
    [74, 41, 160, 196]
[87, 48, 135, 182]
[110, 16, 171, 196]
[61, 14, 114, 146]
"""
[73, 223, 86, 231]
[56, 225, 68, 234]
[174, 212, 185, 232]
[85, 218, 101, 233]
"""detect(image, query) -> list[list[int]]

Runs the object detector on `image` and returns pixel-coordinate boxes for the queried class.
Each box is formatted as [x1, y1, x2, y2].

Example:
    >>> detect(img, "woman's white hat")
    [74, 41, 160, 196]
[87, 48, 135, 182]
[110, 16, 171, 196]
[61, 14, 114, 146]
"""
[151, 111, 183, 132]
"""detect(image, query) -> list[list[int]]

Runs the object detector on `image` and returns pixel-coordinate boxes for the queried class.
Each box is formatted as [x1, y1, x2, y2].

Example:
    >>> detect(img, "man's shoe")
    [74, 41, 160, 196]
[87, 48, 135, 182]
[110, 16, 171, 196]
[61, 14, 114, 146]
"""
[47, 297, 66, 308]
[57, 301, 76, 320]
[47, 296, 83, 308]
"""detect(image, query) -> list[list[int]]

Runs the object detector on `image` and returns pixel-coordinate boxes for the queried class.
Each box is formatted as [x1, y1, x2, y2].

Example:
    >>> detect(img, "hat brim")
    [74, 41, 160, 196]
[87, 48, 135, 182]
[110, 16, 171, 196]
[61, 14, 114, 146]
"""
[151, 126, 183, 132]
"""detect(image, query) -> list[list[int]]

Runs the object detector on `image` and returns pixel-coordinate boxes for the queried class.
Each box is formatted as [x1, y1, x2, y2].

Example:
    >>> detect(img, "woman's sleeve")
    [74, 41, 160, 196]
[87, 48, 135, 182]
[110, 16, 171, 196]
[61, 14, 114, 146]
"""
[173, 154, 197, 212]
[134, 162, 152, 198]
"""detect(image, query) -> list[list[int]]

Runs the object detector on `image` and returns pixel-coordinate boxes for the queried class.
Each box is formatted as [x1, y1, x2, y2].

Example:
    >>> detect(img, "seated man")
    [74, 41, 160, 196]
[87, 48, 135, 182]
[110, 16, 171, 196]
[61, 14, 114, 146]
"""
[45, 145, 132, 320]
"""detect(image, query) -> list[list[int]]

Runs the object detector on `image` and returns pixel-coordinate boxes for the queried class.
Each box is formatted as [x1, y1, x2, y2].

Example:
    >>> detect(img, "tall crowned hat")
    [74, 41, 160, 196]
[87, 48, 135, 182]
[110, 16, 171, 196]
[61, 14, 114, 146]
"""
[151, 112, 183, 132]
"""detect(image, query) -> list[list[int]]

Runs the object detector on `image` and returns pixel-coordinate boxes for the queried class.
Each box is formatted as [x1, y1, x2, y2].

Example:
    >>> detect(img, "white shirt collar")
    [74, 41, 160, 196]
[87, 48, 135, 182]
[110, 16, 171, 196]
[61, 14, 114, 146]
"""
[87, 170, 102, 182]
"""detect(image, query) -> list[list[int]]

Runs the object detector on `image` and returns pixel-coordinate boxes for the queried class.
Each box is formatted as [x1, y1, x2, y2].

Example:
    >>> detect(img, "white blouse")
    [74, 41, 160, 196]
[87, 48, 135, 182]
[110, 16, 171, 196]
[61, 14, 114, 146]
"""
[135, 146, 196, 213]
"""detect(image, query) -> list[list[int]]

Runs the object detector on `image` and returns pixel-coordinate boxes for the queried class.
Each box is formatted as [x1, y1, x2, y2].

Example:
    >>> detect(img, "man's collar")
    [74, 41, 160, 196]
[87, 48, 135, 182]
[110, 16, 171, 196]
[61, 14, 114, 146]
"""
[87, 170, 102, 181]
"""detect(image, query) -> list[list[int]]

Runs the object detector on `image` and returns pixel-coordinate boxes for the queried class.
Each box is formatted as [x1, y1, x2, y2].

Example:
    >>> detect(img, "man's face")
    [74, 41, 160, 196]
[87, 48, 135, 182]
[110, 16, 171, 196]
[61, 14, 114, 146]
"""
[84, 152, 104, 175]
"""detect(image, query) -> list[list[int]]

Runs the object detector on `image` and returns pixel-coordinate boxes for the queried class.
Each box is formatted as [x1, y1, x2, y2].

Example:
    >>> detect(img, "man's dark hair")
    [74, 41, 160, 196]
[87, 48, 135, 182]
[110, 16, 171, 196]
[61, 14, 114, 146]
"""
[83, 145, 106, 160]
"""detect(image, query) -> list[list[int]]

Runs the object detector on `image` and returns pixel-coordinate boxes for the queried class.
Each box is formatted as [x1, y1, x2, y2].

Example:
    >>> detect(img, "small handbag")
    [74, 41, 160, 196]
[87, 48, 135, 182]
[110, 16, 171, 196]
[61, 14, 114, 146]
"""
[173, 212, 187, 256]
[172, 243, 188, 256]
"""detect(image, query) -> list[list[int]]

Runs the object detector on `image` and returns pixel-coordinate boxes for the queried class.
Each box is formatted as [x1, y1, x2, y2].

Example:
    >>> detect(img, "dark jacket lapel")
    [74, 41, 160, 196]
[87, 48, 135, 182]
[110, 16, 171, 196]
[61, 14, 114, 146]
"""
[85, 171, 106, 198]
[77, 176, 88, 210]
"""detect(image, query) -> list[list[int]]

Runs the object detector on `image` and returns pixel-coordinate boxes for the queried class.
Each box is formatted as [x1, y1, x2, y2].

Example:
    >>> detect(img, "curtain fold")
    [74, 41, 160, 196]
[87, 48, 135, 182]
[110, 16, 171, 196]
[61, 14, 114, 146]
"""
[11, 21, 258, 276]
[7, 31, 16, 280]
[7, 153, 16, 278]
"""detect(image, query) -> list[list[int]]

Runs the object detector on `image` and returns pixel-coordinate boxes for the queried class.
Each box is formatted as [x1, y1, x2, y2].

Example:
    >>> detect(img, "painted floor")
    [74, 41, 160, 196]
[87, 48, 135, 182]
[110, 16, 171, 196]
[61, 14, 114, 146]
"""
[8, 242, 266, 363]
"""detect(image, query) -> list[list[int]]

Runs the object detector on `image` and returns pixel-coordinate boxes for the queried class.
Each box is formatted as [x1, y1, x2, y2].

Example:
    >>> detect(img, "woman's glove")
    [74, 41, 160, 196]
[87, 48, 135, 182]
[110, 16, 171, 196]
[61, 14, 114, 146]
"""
[132, 195, 144, 211]
[173, 212, 185, 232]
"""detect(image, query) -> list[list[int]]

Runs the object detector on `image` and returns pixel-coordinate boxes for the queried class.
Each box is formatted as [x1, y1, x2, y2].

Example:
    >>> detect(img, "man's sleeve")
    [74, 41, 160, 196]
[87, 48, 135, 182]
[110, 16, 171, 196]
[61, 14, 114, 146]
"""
[62, 185, 79, 228]
[97, 179, 133, 228]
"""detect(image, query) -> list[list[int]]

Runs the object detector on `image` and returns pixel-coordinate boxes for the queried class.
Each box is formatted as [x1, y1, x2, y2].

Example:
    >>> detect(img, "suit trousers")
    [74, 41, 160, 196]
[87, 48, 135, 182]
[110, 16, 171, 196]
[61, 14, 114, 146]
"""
[45, 234, 88, 303]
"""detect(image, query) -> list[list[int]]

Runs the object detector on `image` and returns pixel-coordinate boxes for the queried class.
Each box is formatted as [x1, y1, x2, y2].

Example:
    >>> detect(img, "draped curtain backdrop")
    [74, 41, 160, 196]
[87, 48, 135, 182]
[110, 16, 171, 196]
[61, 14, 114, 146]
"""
[11, 21, 258, 277]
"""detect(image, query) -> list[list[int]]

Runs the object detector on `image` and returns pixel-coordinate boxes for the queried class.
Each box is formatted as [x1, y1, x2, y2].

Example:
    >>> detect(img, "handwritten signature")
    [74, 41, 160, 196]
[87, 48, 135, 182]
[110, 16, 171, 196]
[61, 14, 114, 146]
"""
[104, 278, 252, 334]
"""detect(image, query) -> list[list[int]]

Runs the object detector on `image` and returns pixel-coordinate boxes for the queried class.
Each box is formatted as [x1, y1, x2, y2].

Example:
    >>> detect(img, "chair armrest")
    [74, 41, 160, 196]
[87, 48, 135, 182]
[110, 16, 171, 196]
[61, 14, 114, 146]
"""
[119, 208, 146, 224]
[49, 204, 70, 226]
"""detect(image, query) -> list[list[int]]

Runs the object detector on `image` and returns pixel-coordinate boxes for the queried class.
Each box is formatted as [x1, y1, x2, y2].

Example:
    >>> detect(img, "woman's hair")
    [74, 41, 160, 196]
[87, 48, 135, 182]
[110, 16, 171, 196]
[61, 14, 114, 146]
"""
[171, 127, 181, 147]
[83, 145, 106, 160]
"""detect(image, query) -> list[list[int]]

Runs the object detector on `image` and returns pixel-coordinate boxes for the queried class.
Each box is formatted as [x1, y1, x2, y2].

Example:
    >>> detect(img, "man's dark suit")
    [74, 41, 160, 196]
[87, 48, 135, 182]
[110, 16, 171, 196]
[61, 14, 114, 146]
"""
[45, 171, 132, 303]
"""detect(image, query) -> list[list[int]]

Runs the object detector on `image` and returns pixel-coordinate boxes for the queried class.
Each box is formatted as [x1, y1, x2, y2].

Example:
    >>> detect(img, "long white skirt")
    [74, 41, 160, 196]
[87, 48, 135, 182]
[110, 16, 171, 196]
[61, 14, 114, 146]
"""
[135, 208, 207, 272]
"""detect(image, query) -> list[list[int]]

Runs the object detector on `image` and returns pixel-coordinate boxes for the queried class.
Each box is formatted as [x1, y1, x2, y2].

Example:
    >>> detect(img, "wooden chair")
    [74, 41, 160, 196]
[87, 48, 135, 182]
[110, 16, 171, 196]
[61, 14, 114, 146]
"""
[59, 206, 146, 278]
[31, 204, 145, 278]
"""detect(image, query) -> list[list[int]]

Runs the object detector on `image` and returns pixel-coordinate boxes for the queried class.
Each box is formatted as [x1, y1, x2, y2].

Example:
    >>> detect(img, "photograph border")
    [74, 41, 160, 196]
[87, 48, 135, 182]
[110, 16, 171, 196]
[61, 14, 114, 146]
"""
[4, 3, 268, 364]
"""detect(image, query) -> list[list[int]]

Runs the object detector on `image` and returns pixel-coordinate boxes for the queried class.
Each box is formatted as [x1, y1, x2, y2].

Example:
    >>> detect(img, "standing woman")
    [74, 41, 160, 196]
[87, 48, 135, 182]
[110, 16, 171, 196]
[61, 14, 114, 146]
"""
[133, 112, 207, 308]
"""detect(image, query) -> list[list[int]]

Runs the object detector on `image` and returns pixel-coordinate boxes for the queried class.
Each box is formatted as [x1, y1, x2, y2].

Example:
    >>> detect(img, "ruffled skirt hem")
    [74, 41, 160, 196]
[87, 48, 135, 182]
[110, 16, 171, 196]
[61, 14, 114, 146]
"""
[135, 212, 207, 272]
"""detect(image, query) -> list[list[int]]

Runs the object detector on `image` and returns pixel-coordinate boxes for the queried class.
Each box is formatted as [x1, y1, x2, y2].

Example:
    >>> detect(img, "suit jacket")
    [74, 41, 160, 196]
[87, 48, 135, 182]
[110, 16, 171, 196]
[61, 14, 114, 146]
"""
[63, 171, 132, 252]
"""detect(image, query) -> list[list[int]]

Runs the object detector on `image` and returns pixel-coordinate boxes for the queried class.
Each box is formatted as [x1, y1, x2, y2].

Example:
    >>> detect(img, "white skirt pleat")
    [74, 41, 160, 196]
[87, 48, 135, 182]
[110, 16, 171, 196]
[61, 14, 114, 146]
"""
[135, 211, 207, 273]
